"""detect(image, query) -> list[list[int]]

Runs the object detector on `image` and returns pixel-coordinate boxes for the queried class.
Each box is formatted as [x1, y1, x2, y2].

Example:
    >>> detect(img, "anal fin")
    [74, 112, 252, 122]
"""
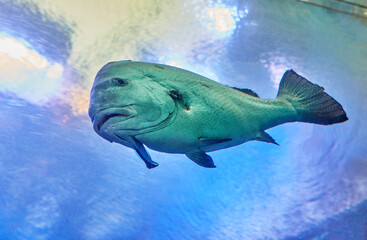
[186, 151, 216, 168]
[256, 132, 279, 145]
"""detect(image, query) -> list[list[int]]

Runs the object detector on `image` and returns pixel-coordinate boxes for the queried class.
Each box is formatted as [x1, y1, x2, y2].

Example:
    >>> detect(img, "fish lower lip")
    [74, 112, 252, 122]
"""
[94, 106, 136, 132]
[97, 113, 128, 132]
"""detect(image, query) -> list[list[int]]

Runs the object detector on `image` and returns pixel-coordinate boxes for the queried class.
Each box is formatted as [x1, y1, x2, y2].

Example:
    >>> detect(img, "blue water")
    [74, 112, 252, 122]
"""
[0, 0, 367, 239]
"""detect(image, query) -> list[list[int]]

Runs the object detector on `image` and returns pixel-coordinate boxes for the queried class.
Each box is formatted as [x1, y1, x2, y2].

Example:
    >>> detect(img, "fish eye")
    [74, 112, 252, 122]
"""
[112, 78, 128, 86]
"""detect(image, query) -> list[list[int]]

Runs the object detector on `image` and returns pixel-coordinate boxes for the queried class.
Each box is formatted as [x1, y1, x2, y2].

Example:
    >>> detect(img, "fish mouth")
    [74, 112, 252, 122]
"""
[93, 105, 137, 132]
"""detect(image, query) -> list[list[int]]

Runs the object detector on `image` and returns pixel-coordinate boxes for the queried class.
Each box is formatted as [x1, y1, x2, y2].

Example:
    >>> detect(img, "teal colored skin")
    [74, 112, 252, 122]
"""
[88, 60, 347, 169]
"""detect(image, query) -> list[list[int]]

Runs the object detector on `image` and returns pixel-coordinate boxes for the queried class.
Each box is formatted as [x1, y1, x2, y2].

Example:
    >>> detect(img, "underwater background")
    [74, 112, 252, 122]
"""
[0, 0, 367, 239]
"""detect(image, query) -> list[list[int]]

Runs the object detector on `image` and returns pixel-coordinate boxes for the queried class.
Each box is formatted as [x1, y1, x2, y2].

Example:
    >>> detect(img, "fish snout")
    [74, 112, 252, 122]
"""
[88, 103, 97, 122]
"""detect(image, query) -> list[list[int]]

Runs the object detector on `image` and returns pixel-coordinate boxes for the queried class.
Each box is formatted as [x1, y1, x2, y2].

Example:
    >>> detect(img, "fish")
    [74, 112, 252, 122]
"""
[88, 60, 348, 169]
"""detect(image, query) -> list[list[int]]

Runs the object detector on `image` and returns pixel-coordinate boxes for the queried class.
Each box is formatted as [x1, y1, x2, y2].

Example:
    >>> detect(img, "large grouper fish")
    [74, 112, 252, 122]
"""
[88, 60, 348, 169]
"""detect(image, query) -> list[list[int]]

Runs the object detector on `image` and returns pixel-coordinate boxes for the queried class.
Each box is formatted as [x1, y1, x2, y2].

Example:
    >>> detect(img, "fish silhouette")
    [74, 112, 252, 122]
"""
[88, 61, 348, 169]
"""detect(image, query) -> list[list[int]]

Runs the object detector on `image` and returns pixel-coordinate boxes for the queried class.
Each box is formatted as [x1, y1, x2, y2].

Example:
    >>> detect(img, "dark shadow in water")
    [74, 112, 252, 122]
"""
[0, 0, 72, 63]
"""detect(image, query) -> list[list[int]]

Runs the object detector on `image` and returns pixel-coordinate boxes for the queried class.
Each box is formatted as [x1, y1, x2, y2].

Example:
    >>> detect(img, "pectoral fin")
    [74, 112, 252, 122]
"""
[256, 132, 279, 145]
[129, 137, 158, 169]
[198, 137, 232, 147]
[186, 151, 216, 168]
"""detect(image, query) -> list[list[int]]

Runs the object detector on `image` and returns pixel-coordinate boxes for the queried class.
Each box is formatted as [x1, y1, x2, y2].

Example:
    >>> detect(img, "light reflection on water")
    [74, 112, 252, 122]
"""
[0, 34, 64, 104]
[0, 0, 367, 239]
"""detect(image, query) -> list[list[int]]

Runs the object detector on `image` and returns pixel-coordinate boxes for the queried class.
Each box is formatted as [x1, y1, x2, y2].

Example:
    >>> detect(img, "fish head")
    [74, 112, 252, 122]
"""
[88, 61, 176, 146]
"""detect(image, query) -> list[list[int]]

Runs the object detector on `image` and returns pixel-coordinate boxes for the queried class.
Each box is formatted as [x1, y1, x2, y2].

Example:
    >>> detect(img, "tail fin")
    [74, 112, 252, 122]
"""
[277, 70, 348, 125]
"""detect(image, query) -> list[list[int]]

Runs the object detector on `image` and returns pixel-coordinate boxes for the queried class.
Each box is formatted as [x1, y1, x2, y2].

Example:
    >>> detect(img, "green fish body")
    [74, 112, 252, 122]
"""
[89, 61, 348, 168]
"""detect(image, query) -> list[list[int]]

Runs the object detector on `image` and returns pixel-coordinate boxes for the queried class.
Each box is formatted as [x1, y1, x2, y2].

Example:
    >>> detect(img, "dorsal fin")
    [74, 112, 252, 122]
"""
[232, 87, 259, 97]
